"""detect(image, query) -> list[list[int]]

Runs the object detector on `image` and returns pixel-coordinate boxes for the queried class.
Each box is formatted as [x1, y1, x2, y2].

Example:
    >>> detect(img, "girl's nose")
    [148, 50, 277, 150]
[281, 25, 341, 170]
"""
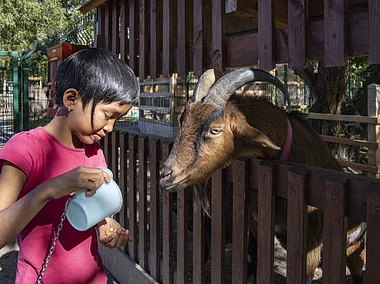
[103, 122, 114, 133]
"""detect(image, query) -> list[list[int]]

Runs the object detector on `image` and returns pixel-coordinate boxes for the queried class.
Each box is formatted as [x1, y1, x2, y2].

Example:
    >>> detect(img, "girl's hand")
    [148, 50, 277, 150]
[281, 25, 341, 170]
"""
[97, 217, 134, 248]
[42, 166, 111, 199]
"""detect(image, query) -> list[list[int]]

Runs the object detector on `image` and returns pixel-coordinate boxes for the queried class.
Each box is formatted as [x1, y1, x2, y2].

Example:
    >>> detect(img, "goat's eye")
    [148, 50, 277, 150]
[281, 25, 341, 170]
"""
[209, 128, 221, 135]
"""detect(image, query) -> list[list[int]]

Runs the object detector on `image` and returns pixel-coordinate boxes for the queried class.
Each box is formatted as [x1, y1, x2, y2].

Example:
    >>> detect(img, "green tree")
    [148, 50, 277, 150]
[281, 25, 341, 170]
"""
[0, 0, 94, 84]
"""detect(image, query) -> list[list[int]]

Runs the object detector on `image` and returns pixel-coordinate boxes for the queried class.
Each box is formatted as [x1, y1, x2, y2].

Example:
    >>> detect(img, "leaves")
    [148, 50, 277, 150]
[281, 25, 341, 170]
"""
[0, 0, 94, 83]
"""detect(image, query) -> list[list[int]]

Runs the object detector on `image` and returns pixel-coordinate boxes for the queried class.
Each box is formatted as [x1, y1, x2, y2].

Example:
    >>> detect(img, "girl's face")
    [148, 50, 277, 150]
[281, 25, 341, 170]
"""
[70, 100, 132, 145]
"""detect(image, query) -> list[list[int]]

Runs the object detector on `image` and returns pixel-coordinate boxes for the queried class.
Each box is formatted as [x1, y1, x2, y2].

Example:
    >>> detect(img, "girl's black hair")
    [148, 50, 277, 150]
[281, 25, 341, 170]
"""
[55, 48, 139, 115]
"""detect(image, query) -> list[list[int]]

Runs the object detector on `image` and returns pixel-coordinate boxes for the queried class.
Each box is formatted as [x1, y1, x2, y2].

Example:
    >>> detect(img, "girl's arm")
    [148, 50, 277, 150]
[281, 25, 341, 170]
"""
[0, 162, 109, 249]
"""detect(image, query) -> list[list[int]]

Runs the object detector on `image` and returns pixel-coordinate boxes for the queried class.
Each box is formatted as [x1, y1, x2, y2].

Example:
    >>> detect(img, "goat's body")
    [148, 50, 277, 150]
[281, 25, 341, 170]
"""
[160, 69, 365, 283]
[234, 95, 365, 281]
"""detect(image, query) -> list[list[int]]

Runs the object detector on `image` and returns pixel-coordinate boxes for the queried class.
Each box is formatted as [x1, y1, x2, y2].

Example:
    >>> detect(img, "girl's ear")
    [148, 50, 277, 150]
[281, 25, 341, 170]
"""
[62, 88, 79, 109]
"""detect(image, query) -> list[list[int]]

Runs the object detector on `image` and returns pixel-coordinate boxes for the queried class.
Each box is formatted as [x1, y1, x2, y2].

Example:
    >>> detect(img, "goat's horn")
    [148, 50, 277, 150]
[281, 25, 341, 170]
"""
[192, 69, 222, 102]
[203, 68, 291, 113]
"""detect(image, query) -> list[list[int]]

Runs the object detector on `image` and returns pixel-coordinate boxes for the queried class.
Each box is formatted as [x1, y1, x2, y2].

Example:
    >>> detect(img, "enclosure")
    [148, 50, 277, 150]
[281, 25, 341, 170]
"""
[74, 0, 380, 283]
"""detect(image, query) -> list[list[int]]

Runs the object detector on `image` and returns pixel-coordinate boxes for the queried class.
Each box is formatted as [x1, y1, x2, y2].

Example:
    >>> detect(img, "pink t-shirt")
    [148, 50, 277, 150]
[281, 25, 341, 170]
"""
[0, 127, 108, 284]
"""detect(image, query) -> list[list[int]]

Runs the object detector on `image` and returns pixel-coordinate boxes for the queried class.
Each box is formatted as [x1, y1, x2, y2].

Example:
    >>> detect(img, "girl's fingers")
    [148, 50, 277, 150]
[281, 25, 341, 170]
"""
[102, 228, 134, 248]
[103, 172, 111, 183]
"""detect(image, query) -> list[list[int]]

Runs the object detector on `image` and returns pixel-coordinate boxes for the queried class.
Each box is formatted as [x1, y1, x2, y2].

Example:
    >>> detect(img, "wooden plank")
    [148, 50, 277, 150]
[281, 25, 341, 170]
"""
[193, 0, 203, 76]
[128, 134, 138, 260]
[149, 138, 161, 280]
[120, 0, 129, 62]
[103, 134, 109, 165]
[107, 134, 113, 179]
[119, 132, 129, 253]
[366, 184, 380, 284]
[257, 161, 275, 284]
[347, 10, 368, 58]
[99, 246, 159, 284]
[232, 159, 248, 284]
[368, 0, 380, 64]
[212, 0, 224, 72]
[129, 0, 139, 73]
[324, 0, 346, 67]
[95, 4, 106, 48]
[163, 0, 172, 77]
[111, 131, 120, 184]
[157, 0, 163, 76]
[322, 175, 347, 284]
[205, 10, 369, 69]
[177, 0, 186, 77]
[258, 0, 274, 71]
[346, 178, 369, 222]
[193, 186, 205, 284]
[112, 0, 120, 55]
[320, 135, 378, 149]
[139, 0, 147, 79]
[104, 0, 112, 50]
[305, 112, 379, 124]
[338, 160, 378, 174]
[176, 185, 189, 284]
[211, 170, 226, 284]
[367, 84, 380, 178]
[162, 141, 173, 284]
[288, 0, 306, 69]
[150, 0, 158, 78]
[287, 167, 308, 284]
[138, 136, 148, 269]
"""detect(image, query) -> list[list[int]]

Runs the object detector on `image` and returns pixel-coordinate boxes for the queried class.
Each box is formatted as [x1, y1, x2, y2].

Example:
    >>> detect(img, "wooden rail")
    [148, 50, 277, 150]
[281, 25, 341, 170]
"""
[286, 84, 380, 178]
[305, 113, 379, 124]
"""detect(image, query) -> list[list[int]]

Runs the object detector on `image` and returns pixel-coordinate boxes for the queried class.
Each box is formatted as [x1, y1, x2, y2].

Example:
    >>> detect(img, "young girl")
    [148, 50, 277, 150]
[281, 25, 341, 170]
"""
[0, 48, 137, 283]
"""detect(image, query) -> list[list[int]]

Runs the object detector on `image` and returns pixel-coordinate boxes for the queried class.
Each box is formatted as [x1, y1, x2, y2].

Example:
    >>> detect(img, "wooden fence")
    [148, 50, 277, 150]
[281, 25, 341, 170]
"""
[304, 84, 380, 178]
[99, 130, 380, 284]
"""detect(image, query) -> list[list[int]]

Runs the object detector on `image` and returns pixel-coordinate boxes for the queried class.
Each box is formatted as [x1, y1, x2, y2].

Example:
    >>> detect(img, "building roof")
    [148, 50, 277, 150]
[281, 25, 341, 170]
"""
[79, 0, 106, 14]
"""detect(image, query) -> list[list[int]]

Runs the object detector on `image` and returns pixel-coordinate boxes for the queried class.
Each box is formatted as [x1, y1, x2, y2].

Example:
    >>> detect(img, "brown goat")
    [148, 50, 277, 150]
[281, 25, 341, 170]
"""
[160, 68, 366, 283]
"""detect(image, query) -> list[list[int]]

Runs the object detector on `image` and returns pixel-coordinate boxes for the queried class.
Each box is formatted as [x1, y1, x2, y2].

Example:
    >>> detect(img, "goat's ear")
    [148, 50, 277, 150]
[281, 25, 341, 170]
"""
[234, 123, 281, 150]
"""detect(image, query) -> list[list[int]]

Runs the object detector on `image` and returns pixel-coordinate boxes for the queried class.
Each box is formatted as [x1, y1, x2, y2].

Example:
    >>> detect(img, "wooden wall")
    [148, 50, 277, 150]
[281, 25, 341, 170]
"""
[93, 0, 380, 79]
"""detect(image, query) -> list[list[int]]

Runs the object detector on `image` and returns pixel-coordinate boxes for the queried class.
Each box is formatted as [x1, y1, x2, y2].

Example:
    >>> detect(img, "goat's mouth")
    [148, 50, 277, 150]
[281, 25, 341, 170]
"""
[159, 176, 188, 192]
[159, 182, 182, 192]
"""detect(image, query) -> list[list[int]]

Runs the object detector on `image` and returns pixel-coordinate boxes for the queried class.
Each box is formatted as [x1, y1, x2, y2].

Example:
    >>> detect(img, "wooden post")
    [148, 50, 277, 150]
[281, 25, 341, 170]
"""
[367, 84, 380, 178]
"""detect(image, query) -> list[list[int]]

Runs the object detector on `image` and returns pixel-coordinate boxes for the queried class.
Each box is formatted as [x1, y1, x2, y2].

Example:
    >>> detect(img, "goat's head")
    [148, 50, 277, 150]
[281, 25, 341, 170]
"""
[159, 68, 290, 192]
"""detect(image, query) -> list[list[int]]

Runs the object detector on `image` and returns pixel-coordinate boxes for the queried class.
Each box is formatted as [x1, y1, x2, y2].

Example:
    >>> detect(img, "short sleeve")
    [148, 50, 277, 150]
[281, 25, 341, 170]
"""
[0, 132, 38, 176]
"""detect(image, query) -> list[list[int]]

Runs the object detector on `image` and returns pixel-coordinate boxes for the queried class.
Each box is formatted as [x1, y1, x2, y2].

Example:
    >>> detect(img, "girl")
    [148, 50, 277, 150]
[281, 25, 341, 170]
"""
[0, 48, 137, 283]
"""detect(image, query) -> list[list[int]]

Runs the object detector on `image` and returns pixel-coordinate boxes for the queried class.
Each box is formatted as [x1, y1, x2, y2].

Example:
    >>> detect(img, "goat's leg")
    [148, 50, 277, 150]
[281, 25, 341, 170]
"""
[305, 207, 323, 280]
[346, 237, 366, 284]
[305, 244, 322, 281]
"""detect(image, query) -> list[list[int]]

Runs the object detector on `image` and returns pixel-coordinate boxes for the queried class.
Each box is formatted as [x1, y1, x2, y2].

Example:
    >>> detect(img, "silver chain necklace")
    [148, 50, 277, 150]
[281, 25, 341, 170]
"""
[35, 197, 73, 284]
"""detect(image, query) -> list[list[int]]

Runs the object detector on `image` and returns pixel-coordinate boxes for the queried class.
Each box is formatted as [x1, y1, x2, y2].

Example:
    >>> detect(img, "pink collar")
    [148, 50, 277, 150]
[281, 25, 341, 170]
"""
[279, 119, 293, 160]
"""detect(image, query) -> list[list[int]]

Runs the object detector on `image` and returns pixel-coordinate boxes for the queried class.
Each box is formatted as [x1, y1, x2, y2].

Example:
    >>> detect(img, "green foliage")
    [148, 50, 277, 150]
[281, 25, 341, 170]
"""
[0, 0, 93, 85]
[0, 0, 68, 52]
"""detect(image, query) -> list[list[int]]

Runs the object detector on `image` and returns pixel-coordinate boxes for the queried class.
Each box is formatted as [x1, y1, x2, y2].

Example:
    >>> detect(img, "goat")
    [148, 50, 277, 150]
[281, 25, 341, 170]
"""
[159, 68, 366, 283]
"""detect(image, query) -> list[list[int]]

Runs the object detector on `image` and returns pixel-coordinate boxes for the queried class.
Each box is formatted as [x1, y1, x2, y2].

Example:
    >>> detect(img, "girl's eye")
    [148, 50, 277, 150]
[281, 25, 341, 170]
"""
[105, 113, 111, 120]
